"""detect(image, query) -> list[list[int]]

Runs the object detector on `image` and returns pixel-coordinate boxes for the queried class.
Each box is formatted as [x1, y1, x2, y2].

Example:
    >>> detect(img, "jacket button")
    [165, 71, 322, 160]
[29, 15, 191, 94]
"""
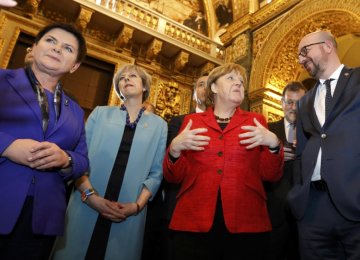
[217, 151, 223, 157]
[217, 169, 223, 175]
[219, 135, 223, 140]
[321, 134, 327, 139]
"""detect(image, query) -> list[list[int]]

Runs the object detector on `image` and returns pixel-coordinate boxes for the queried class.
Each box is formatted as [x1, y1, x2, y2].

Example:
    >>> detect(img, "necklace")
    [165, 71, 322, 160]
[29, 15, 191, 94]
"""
[120, 104, 145, 129]
[214, 115, 232, 122]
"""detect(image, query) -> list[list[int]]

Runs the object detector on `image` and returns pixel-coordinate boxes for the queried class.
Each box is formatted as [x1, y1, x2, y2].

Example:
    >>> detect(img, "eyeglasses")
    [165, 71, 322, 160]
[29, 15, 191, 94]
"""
[298, 41, 325, 57]
[282, 99, 297, 106]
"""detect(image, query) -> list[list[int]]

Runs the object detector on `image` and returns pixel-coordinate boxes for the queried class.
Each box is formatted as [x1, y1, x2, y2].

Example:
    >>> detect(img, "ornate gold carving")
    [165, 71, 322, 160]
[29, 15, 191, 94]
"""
[200, 62, 215, 75]
[146, 38, 163, 61]
[174, 50, 189, 72]
[155, 80, 181, 122]
[1, 27, 20, 68]
[249, 0, 360, 116]
[252, 17, 279, 59]
[25, 0, 42, 16]
[115, 24, 134, 50]
[76, 6, 94, 32]
[225, 32, 249, 62]
[251, 0, 300, 28]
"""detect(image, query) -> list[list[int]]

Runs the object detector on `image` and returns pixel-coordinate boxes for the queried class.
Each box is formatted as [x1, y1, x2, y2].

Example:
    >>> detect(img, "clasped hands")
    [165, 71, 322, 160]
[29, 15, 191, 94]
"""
[87, 195, 138, 223]
[169, 118, 279, 158]
[2, 139, 70, 170]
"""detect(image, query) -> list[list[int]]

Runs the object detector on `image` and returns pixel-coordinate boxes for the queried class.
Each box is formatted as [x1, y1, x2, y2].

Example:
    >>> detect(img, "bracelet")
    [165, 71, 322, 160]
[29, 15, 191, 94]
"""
[134, 202, 140, 216]
[81, 188, 97, 202]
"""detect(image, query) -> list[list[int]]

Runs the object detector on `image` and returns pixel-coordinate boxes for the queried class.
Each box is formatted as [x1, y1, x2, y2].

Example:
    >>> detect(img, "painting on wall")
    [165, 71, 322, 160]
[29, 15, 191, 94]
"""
[215, 0, 233, 28]
[132, 0, 208, 36]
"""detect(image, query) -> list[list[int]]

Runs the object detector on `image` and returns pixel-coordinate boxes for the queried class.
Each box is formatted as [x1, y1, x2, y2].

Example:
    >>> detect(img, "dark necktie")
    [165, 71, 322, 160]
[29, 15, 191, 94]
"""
[324, 79, 334, 119]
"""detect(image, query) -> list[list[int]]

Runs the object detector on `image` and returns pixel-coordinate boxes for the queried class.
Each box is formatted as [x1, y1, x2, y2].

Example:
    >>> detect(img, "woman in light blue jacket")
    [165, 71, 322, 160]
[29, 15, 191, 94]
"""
[52, 64, 167, 260]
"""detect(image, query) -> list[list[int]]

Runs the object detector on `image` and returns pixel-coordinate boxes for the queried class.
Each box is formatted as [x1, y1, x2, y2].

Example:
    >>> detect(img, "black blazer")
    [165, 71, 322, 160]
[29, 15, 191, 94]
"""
[162, 114, 186, 220]
[288, 66, 360, 221]
[265, 118, 295, 227]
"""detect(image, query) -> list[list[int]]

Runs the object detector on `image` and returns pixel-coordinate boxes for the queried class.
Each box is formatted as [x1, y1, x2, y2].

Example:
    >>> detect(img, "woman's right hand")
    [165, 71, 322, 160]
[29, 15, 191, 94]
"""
[86, 195, 127, 222]
[2, 139, 40, 166]
[169, 119, 210, 158]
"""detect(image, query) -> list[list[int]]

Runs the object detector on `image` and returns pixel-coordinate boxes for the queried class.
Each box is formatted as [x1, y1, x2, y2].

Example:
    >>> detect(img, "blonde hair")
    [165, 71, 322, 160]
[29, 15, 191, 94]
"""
[205, 63, 247, 106]
[113, 64, 152, 102]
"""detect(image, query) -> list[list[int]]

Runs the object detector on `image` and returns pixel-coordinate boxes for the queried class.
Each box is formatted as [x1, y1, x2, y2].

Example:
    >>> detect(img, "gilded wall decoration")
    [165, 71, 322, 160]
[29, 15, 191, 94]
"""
[146, 38, 163, 61]
[150, 76, 192, 120]
[267, 111, 282, 123]
[225, 32, 249, 62]
[174, 50, 189, 72]
[249, 0, 360, 118]
[154, 81, 181, 121]
[232, 0, 248, 21]
[76, 6, 94, 32]
[115, 25, 134, 49]
[252, 15, 281, 60]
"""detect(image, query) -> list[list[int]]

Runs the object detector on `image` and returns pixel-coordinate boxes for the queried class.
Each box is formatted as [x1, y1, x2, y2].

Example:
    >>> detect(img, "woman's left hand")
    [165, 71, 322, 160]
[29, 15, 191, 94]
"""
[115, 202, 140, 218]
[239, 118, 279, 149]
[27, 141, 69, 170]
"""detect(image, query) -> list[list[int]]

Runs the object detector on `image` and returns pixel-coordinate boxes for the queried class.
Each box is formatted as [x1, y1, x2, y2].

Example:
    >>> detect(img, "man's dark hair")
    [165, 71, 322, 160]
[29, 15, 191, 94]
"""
[34, 23, 87, 63]
[282, 81, 307, 97]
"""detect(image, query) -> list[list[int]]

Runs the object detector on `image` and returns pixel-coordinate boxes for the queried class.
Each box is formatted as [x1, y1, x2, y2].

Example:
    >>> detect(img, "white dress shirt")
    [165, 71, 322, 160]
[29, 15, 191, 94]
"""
[311, 64, 344, 181]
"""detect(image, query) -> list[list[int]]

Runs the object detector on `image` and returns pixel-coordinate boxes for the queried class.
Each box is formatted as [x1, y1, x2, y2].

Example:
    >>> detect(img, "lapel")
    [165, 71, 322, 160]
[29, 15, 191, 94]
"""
[46, 91, 73, 137]
[306, 83, 322, 130]
[270, 119, 286, 143]
[323, 67, 352, 128]
[7, 69, 43, 127]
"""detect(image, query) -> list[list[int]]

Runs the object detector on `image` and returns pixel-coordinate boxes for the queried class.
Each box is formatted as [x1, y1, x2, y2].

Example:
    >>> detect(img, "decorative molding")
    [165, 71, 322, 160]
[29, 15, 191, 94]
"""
[174, 50, 189, 72]
[25, 0, 42, 16]
[145, 38, 163, 61]
[76, 5, 94, 33]
[200, 61, 215, 75]
[225, 32, 250, 62]
[115, 24, 134, 50]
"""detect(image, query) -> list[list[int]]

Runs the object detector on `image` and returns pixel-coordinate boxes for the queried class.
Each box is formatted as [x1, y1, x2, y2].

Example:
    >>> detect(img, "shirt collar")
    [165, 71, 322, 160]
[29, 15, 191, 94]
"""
[319, 64, 344, 84]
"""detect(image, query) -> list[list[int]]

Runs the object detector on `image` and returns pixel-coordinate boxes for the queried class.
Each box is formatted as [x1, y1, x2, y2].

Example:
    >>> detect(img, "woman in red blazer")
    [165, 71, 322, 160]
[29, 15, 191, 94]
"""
[163, 63, 284, 260]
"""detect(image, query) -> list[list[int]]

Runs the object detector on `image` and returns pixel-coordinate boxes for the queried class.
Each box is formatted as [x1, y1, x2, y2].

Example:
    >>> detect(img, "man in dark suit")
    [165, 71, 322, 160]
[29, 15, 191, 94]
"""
[288, 30, 360, 259]
[141, 74, 208, 260]
[265, 81, 306, 260]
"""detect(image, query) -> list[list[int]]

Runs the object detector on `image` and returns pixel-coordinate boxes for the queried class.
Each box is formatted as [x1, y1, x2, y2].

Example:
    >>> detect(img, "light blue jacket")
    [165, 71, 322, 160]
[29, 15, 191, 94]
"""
[52, 106, 167, 260]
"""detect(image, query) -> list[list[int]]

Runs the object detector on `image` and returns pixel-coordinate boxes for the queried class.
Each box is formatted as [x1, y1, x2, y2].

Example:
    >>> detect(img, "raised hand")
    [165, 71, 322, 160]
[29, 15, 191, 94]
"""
[169, 119, 210, 158]
[239, 118, 279, 149]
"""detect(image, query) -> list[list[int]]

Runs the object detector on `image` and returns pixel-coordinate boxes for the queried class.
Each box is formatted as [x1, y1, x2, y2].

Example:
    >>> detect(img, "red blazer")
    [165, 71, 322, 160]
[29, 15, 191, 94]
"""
[163, 107, 283, 233]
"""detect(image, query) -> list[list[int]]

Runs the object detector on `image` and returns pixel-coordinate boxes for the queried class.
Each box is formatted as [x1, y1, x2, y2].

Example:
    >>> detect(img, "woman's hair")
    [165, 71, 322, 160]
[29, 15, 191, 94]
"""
[113, 64, 152, 102]
[205, 63, 247, 106]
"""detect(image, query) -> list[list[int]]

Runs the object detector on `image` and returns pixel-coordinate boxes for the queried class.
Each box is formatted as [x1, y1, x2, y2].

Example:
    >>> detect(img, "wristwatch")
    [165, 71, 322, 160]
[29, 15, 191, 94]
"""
[81, 188, 97, 202]
[67, 154, 73, 167]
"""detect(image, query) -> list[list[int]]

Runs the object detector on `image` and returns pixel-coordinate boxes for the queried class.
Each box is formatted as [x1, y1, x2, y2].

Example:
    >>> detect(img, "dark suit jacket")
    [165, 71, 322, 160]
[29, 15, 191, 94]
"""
[288, 66, 360, 221]
[266, 118, 295, 227]
[162, 114, 186, 221]
[0, 68, 89, 235]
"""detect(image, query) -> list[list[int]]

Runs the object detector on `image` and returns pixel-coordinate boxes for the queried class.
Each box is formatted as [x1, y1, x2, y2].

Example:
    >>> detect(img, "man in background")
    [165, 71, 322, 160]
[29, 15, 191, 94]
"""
[265, 81, 306, 260]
